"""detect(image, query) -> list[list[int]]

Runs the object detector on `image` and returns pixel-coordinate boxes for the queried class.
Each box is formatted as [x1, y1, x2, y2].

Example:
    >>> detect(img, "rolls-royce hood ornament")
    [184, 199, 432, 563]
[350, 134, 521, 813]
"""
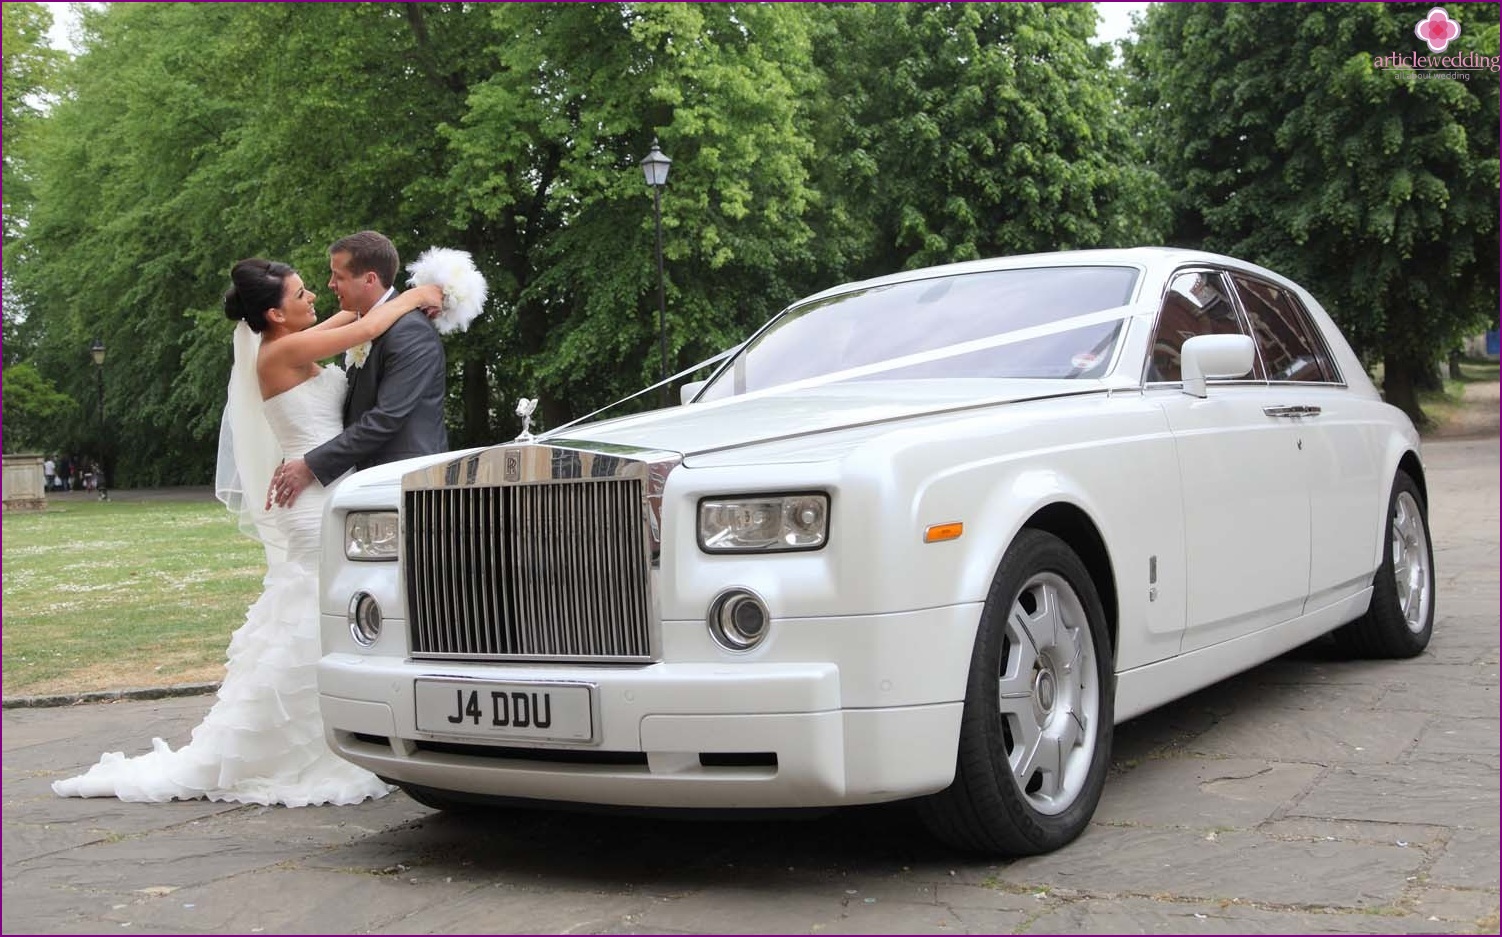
[514, 397, 538, 442]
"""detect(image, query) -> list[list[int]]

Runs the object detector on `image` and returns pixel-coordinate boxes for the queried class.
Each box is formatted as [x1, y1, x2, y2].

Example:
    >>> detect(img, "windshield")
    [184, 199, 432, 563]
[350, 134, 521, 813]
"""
[699, 265, 1139, 400]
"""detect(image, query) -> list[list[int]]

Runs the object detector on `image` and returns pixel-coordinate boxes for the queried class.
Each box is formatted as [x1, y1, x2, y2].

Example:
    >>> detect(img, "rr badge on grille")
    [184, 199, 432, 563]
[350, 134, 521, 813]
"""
[504, 450, 522, 482]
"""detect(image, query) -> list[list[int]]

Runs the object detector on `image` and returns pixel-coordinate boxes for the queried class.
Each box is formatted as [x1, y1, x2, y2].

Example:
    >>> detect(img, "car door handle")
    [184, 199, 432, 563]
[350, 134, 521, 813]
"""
[1263, 405, 1322, 418]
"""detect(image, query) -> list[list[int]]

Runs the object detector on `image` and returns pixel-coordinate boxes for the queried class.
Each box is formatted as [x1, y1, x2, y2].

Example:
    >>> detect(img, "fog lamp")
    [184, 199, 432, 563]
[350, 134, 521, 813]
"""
[708, 589, 770, 651]
[348, 592, 382, 646]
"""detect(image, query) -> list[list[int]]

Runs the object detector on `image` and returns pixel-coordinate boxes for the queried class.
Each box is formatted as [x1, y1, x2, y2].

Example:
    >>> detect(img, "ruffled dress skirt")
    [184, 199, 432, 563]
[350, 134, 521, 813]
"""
[52, 449, 391, 806]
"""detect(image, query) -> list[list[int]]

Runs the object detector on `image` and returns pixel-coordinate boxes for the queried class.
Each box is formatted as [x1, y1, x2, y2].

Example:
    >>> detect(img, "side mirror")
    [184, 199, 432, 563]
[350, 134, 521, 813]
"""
[1180, 334, 1255, 398]
[680, 380, 707, 405]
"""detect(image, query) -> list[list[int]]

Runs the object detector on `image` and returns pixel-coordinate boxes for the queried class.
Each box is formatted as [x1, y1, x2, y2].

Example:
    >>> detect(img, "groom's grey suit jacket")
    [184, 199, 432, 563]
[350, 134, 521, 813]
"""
[304, 309, 448, 486]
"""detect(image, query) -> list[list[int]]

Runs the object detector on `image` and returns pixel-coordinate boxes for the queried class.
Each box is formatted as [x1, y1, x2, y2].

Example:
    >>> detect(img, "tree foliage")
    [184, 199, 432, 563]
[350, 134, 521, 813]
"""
[811, 3, 1168, 281]
[2, 1, 61, 251]
[9, 2, 1164, 484]
[3, 1, 64, 361]
[1, 362, 79, 454]
[1126, 2, 1500, 424]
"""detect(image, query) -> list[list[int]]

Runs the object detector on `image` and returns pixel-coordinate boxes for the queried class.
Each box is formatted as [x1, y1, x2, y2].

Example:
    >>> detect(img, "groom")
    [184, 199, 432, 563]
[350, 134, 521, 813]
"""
[271, 230, 448, 507]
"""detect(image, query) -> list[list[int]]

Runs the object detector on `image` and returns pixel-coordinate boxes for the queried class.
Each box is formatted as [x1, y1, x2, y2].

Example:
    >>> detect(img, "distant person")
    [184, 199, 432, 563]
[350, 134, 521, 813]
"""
[43, 457, 56, 492]
[58, 457, 72, 491]
[53, 255, 442, 807]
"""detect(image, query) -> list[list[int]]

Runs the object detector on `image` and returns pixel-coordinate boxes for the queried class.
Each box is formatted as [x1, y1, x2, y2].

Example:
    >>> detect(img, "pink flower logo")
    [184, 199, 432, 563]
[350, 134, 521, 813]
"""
[1415, 7, 1461, 53]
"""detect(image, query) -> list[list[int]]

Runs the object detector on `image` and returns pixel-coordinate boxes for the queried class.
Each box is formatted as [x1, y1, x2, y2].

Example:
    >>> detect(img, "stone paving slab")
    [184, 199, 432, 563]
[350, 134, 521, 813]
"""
[3, 437, 1496, 934]
[992, 826, 1427, 908]
[1018, 896, 1460, 935]
[1289, 762, 1500, 828]
[1092, 757, 1324, 830]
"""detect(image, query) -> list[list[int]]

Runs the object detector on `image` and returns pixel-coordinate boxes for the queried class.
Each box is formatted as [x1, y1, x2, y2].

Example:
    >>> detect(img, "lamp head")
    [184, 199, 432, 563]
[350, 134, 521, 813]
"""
[640, 138, 672, 187]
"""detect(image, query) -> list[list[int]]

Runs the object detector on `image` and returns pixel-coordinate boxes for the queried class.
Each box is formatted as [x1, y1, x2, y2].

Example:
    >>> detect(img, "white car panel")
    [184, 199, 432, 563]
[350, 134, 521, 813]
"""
[316, 247, 1430, 855]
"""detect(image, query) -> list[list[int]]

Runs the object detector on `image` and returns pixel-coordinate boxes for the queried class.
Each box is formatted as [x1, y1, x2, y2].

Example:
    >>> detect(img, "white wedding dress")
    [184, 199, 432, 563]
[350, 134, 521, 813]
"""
[53, 365, 391, 806]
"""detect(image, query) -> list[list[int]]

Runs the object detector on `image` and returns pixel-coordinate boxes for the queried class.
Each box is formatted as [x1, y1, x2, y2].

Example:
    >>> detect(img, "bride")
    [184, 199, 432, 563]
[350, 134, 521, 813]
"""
[53, 259, 441, 807]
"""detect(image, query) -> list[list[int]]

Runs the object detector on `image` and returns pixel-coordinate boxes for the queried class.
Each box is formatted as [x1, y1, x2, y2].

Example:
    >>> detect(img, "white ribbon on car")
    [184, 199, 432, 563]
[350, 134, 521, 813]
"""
[544, 344, 744, 438]
[539, 304, 1134, 439]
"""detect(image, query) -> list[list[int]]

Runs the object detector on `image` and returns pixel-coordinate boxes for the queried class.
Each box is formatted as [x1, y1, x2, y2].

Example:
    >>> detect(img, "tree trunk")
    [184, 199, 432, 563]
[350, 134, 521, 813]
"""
[1382, 353, 1430, 429]
[1410, 355, 1443, 393]
[459, 354, 491, 448]
[1448, 348, 1463, 380]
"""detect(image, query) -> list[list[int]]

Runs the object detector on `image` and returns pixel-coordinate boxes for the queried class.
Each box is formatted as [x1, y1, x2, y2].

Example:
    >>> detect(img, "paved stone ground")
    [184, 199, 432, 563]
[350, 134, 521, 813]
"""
[4, 438, 1496, 935]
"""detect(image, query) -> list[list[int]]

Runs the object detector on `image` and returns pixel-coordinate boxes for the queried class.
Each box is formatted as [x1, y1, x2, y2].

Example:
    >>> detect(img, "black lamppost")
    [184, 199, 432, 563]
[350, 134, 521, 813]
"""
[89, 338, 106, 497]
[89, 338, 106, 423]
[640, 138, 672, 406]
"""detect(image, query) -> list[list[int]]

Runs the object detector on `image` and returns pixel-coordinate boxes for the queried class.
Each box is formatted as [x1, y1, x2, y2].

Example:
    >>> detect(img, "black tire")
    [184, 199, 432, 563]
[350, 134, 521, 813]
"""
[396, 782, 477, 813]
[918, 529, 1114, 856]
[1332, 471, 1435, 658]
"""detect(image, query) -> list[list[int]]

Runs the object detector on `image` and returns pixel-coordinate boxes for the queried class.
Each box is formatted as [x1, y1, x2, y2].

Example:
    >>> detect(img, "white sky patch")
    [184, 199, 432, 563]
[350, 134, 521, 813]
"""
[41, 1, 84, 52]
[1095, 1, 1151, 46]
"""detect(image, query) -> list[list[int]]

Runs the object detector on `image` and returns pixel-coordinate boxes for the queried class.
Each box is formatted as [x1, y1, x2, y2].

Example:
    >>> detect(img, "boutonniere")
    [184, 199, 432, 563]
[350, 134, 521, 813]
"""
[346, 340, 372, 369]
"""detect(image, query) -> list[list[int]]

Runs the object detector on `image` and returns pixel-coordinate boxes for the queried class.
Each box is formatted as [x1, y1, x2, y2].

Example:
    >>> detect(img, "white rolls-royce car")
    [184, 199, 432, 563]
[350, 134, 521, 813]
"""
[317, 248, 1434, 856]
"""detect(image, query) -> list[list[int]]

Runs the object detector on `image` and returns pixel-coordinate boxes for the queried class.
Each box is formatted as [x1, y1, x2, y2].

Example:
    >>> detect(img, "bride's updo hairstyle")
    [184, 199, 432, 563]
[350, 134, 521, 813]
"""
[223, 258, 294, 333]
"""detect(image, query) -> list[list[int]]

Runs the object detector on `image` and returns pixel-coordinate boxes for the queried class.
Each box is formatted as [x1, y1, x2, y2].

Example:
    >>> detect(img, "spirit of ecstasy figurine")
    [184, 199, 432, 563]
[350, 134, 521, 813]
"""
[514, 397, 538, 442]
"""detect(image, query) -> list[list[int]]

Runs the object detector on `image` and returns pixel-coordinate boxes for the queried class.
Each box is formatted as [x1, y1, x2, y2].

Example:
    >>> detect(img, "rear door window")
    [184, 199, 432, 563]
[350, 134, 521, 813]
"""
[1230, 275, 1339, 384]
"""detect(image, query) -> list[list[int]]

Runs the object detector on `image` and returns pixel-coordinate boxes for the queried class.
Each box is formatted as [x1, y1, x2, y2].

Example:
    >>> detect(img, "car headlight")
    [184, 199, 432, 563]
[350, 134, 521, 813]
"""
[345, 511, 399, 561]
[698, 493, 829, 553]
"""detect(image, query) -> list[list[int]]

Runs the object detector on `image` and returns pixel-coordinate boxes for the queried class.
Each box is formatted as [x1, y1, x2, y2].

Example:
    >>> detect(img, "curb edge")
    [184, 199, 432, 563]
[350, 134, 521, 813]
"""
[2, 682, 220, 710]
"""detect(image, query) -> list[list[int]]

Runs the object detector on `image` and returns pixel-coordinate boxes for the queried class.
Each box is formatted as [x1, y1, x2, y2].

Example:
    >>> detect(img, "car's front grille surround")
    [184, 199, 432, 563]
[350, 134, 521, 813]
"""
[402, 444, 675, 662]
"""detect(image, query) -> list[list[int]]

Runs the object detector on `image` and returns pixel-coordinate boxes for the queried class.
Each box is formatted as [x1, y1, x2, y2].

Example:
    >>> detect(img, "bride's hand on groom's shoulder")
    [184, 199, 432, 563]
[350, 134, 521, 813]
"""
[407, 283, 444, 318]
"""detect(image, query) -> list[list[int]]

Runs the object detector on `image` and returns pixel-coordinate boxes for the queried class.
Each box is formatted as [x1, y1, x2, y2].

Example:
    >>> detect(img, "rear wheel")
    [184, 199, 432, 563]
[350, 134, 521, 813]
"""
[1332, 471, 1434, 658]
[919, 529, 1113, 856]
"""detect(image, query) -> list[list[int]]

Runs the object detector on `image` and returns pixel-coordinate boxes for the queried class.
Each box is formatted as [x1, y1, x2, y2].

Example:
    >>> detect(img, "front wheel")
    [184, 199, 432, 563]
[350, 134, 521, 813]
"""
[918, 529, 1114, 856]
[1332, 470, 1435, 658]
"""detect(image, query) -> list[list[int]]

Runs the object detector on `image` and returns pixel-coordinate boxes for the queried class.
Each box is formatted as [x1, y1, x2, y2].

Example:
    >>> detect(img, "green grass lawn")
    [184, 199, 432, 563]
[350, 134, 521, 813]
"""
[3, 499, 265, 697]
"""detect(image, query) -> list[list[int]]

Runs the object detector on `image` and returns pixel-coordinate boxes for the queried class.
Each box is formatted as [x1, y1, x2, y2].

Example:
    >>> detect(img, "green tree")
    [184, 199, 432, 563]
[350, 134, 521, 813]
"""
[809, 2, 1167, 282]
[14, 3, 828, 483]
[3, 1, 64, 362]
[2, 1, 60, 252]
[1, 362, 79, 454]
[431, 2, 823, 434]
[1126, 2, 1500, 425]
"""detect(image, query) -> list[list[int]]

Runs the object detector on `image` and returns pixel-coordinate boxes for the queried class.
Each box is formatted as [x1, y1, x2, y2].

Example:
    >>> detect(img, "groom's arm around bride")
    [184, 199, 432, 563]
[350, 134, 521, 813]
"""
[273, 230, 447, 507]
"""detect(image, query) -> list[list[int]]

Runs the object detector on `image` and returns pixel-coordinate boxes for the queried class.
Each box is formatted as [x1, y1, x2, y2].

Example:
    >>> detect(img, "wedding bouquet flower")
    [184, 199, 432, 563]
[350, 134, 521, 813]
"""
[406, 247, 489, 336]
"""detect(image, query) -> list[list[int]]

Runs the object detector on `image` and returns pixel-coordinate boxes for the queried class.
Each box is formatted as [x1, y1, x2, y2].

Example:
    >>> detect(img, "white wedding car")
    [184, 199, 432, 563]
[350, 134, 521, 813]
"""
[317, 248, 1434, 855]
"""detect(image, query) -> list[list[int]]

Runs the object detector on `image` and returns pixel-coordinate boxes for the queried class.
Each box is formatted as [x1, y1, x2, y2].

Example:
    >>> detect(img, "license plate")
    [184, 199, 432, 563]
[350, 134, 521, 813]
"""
[414, 679, 595, 743]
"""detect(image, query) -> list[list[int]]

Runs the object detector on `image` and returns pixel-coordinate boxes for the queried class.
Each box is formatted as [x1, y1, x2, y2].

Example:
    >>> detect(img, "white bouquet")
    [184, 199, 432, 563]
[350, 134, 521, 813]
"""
[406, 247, 488, 335]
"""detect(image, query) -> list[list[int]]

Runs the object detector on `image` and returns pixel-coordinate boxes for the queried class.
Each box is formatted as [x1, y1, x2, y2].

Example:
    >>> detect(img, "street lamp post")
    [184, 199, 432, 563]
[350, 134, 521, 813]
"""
[640, 138, 672, 407]
[89, 338, 107, 498]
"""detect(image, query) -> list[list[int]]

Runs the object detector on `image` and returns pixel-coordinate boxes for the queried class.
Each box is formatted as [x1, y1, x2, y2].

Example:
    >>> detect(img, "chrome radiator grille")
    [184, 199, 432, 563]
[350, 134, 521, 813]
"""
[404, 479, 654, 661]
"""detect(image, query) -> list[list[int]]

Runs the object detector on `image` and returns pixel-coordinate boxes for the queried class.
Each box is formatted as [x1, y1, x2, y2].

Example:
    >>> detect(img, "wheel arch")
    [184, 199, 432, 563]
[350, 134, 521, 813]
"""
[1022, 502, 1118, 660]
[1397, 450, 1427, 507]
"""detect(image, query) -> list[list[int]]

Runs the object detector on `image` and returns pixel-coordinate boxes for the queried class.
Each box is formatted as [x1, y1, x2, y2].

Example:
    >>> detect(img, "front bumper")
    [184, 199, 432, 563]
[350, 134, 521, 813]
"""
[318, 651, 965, 810]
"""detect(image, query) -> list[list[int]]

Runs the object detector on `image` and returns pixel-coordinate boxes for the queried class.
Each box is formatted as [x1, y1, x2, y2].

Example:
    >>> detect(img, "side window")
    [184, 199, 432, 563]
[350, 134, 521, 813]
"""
[1230, 275, 1338, 383]
[1147, 271, 1256, 383]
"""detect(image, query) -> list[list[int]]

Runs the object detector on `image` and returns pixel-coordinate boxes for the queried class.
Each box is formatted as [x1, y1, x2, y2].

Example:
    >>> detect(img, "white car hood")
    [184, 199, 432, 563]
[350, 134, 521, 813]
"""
[331, 379, 1105, 508]
[544, 379, 1105, 459]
